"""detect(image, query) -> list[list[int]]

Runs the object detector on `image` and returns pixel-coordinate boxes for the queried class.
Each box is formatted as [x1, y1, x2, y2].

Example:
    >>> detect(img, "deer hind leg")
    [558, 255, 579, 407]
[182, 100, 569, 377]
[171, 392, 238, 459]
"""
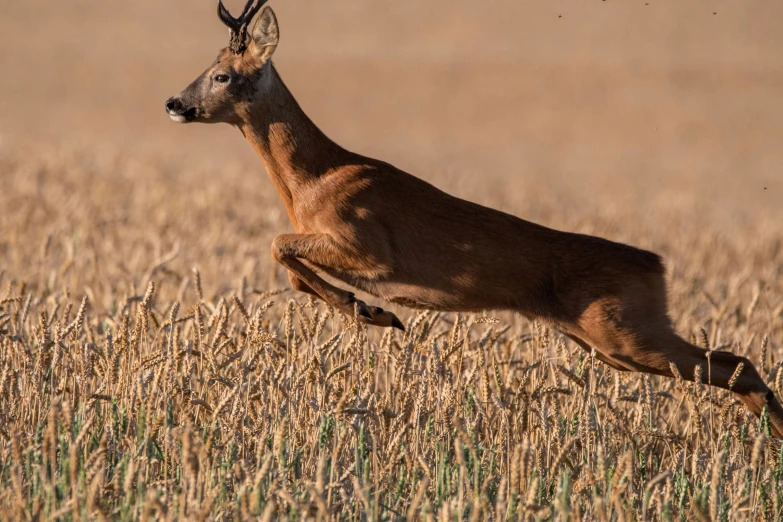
[272, 233, 404, 330]
[651, 334, 783, 438]
[693, 346, 783, 437]
[576, 300, 783, 438]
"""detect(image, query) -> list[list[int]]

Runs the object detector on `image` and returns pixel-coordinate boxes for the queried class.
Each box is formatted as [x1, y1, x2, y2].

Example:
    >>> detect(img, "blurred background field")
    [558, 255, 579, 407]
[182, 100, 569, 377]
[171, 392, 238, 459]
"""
[1, 0, 782, 225]
[1, 1, 783, 520]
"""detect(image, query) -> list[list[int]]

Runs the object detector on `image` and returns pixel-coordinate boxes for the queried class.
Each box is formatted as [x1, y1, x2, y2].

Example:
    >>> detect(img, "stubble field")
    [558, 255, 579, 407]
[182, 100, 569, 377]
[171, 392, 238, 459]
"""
[1, 1, 783, 520]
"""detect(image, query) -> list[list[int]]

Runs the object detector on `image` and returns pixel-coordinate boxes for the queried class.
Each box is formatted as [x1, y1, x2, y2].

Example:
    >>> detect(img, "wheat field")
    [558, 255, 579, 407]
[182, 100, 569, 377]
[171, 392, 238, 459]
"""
[1, 144, 782, 521]
[2, 1, 783, 520]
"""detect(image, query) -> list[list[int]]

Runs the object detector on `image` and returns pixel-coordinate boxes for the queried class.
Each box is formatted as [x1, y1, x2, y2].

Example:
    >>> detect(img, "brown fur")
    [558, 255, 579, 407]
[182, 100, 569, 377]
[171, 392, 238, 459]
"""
[166, 5, 783, 437]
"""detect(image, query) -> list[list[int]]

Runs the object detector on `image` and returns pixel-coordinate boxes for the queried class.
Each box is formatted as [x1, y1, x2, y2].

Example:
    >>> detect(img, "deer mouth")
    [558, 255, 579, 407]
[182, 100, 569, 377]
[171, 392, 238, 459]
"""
[168, 106, 197, 123]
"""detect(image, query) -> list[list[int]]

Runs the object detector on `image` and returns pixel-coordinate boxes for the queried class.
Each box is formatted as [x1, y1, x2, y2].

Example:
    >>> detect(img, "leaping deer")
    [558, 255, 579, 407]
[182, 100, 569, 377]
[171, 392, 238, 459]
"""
[166, 0, 783, 437]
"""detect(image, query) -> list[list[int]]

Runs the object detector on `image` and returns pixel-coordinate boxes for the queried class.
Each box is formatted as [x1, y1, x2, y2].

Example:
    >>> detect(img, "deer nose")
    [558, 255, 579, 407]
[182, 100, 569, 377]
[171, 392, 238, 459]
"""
[165, 97, 184, 114]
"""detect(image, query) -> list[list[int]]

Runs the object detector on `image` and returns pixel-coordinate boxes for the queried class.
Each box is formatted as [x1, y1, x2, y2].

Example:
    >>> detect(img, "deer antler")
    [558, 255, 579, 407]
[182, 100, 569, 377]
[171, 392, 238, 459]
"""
[217, 0, 268, 54]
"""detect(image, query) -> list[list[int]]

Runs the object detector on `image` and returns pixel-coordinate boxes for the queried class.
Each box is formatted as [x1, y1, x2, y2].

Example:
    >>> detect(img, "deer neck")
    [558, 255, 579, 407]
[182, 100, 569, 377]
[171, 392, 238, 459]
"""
[238, 65, 347, 224]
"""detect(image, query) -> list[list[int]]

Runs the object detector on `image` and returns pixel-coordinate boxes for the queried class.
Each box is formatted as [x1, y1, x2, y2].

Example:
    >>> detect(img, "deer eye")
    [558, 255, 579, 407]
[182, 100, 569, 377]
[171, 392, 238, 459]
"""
[213, 74, 230, 84]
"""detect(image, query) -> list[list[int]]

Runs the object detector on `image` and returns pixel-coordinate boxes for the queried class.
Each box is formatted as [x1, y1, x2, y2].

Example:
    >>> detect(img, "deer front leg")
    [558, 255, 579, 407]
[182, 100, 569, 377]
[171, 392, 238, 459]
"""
[288, 271, 391, 324]
[271, 233, 404, 330]
[288, 272, 320, 298]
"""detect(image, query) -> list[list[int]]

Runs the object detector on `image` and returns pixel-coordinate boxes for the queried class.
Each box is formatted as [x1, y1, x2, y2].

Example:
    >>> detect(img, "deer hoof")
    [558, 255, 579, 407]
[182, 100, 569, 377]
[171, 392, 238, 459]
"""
[355, 305, 405, 331]
[391, 316, 405, 331]
[371, 307, 405, 331]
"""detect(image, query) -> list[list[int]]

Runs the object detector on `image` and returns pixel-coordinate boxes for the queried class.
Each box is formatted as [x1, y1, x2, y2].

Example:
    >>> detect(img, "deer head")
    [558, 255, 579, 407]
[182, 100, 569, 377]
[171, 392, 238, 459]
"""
[165, 0, 279, 125]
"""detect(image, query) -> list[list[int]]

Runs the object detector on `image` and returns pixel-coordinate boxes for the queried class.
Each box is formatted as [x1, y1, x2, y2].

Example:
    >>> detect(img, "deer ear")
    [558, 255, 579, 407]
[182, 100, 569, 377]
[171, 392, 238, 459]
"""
[250, 6, 279, 63]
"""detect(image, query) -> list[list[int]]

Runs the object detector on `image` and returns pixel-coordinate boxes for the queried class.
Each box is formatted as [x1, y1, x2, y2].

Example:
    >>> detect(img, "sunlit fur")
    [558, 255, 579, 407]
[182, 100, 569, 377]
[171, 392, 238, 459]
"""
[167, 6, 783, 437]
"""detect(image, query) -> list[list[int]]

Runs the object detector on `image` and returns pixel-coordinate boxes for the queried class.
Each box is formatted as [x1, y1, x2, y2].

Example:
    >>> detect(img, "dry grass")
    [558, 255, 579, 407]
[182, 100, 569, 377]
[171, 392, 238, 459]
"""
[1, 145, 783, 521]
[2, 2, 782, 519]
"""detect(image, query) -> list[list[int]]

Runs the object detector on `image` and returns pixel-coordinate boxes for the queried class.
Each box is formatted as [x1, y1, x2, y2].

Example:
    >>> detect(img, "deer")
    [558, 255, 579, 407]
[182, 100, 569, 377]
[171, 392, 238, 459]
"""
[165, 0, 783, 437]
